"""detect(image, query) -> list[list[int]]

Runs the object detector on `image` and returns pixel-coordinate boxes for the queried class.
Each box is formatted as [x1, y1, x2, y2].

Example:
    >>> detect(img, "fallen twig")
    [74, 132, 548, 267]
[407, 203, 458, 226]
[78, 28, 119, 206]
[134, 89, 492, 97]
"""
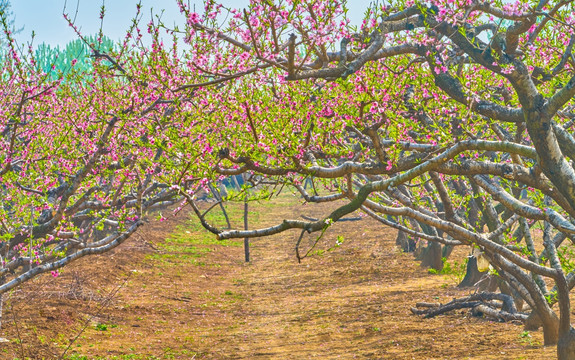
[411, 292, 528, 323]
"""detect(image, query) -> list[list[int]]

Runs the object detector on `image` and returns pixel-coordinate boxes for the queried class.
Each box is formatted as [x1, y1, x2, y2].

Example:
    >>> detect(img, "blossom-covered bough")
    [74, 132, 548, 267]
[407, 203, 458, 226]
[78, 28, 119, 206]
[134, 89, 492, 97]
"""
[0, 4, 202, 327]
[165, 0, 575, 357]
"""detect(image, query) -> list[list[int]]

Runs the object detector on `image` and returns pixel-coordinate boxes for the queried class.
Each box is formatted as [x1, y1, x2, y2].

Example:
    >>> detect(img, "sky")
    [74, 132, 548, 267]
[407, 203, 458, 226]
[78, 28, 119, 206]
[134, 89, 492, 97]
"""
[10, 0, 372, 48]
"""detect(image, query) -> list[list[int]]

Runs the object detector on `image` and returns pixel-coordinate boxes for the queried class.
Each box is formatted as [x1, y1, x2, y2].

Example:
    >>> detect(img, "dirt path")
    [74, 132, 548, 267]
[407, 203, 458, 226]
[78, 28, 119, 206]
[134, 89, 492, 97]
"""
[0, 195, 555, 359]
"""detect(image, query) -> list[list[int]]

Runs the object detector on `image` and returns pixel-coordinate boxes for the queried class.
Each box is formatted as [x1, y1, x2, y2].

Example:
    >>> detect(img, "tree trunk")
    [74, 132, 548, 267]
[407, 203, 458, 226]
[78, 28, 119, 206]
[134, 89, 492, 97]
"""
[524, 310, 543, 331]
[458, 255, 486, 288]
[243, 200, 249, 263]
[395, 230, 416, 252]
[523, 310, 559, 345]
[558, 328, 575, 360]
[419, 241, 443, 271]
[0, 279, 3, 330]
[542, 312, 560, 346]
[208, 183, 231, 229]
[556, 268, 575, 359]
[442, 244, 453, 259]
[499, 278, 524, 312]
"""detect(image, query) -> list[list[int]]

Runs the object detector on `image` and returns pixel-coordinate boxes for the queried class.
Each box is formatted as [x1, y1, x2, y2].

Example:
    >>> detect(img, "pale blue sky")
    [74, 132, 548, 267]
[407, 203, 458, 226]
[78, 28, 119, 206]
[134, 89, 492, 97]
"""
[11, 1, 372, 48]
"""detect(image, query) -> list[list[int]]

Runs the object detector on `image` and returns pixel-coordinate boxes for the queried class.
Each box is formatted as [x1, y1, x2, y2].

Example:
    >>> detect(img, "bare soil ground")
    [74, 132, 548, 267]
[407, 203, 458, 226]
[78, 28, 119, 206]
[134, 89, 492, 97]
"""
[0, 194, 556, 359]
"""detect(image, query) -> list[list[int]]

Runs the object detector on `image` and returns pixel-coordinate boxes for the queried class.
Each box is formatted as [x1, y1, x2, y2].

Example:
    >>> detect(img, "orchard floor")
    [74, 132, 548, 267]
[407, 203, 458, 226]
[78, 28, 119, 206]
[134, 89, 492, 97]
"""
[0, 194, 556, 359]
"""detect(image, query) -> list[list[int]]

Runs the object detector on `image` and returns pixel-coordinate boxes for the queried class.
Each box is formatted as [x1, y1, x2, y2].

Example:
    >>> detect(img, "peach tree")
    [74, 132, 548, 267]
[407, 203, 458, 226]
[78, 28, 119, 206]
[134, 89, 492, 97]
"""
[0, 4, 199, 327]
[154, 0, 575, 358]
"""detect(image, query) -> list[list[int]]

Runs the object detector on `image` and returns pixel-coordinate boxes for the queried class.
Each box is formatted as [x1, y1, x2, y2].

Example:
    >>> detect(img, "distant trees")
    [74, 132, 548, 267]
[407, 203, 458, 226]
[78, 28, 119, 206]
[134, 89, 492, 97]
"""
[34, 35, 115, 79]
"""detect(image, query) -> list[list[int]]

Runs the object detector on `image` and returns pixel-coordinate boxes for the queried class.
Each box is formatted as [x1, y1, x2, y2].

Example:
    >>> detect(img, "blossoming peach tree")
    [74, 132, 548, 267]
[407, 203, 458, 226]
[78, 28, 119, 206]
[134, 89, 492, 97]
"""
[0, 4, 207, 326]
[151, 0, 575, 358]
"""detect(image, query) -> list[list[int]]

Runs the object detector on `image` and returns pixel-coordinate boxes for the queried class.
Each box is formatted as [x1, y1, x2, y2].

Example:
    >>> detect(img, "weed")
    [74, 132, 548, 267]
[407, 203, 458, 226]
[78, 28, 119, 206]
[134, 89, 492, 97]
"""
[519, 331, 534, 346]
[428, 257, 467, 284]
[95, 323, 117, 331]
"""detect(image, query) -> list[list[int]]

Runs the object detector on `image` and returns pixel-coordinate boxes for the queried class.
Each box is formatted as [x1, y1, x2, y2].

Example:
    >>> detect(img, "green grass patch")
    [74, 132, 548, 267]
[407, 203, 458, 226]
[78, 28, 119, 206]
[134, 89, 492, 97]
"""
[65, 351, 202, 360]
